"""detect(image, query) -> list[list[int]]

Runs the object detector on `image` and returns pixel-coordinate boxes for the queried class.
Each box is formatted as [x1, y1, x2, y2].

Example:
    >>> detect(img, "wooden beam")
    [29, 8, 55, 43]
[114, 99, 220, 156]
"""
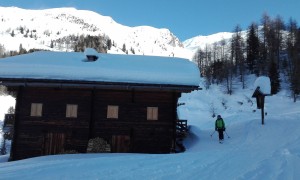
[88, 89, 96, 140]
[9, 86, 23, 161]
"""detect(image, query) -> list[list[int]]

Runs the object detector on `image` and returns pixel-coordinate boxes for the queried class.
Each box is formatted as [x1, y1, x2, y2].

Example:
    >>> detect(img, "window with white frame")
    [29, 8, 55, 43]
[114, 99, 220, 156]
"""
[30, 103, 43, 117]
[107, 105, 119, 119]
[66, 104, 78, 118]
[147, 107, 158, 120]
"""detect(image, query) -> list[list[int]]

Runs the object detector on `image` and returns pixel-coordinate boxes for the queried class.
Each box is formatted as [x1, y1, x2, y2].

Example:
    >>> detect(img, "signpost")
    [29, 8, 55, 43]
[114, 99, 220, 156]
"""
[252, 76, 271, 125]
[252, 87, 266, 125]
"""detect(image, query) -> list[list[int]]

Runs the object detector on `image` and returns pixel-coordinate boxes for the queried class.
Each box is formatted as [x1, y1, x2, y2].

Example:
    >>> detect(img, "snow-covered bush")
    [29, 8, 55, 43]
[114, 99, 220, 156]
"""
[86, 137, 111, 153]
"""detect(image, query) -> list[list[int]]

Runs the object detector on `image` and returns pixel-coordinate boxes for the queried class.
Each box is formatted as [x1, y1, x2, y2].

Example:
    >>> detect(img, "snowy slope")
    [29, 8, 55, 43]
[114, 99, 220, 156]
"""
[183, 31, 249, 56]
[1, 75, 300, 180]
[0, 7, 252, 60]
[183, 32, 234, 52]
[0, 7, 192, 59]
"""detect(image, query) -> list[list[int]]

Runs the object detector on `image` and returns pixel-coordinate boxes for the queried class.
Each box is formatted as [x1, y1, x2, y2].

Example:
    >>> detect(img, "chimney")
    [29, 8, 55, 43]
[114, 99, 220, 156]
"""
[84, 48, 99, 61]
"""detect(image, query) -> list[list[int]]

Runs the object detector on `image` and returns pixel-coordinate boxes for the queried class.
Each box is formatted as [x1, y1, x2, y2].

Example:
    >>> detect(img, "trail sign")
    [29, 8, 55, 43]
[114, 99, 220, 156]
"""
[252, 77, 271, 125]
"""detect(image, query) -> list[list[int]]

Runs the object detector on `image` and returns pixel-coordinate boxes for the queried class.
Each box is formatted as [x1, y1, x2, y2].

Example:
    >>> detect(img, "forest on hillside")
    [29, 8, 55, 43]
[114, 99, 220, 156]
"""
[193, 13, 300, 102]
[0, 34, 115, 57]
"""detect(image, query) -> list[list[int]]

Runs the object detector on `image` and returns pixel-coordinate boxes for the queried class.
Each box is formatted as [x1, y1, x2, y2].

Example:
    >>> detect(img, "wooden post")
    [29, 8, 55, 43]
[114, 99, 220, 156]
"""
[172, 92, 177, 152]
[88, 89, 95, 140]
[10, 86, 23, 161]
[261, 106, 264, 125]
[261, 96, 265, 125]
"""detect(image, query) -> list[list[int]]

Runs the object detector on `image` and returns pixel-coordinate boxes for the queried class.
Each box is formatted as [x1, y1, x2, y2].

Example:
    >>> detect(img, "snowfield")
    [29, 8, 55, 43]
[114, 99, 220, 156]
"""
[0, 7, 192, 59]
[1, 75, 300, 180]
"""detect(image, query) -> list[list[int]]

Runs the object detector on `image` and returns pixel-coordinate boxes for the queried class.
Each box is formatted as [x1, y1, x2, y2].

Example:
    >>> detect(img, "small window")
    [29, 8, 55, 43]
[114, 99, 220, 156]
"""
[31, 103, 43, 117]
[107, 105, 119, 119]
[66, 104, 78, 118]
[147, 107, 158, 120]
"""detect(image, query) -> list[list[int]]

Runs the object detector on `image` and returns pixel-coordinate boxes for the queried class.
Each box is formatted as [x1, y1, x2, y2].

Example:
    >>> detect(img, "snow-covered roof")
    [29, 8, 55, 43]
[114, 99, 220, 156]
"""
[254, 76, 271, 95]
[84, 48, 98, 57]
[0, 51, 200, 88]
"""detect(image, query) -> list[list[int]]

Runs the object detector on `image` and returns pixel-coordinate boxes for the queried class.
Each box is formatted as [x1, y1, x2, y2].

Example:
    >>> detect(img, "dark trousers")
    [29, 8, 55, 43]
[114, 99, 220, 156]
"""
[217, 129, 224, 140]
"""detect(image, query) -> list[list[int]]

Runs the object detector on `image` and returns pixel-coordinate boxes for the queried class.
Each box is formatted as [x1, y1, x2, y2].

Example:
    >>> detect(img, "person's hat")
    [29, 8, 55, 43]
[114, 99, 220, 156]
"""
[217, 115, 221, 118]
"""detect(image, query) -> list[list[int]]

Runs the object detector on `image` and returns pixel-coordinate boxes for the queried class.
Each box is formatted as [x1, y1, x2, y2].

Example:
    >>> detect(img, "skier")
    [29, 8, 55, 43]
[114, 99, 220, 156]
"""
[215, 115, 226, 143]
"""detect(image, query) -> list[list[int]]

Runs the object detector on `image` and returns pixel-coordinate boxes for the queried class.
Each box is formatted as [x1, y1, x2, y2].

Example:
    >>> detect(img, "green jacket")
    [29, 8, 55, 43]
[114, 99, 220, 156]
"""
[215, 118, 225, 129]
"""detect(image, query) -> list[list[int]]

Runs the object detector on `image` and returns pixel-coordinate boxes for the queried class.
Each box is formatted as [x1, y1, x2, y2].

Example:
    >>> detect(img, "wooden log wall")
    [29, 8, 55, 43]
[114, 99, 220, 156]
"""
[11, 87, 181, 160]
[11, 87, 91, 160]
[91, 90, 180, 153]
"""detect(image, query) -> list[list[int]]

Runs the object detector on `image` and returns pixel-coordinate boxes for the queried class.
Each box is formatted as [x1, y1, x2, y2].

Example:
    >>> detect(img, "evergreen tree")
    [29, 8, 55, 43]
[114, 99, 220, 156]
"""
[130, 47, 135, 54]
[211, 60, 224, 84]
[50, 40, 54, 48]
[19, 44, 27, 55]
[193, 49, 205, 77]
[193, 44, 214, 89]
[19, 26, 24, 34]
[122, 43, 126, 53]
[0, 138, 7, 155]
[273, 15, 285, 67]
[0, 44, 5, 58]
[268, 61, 281, 94]
[7, 106, 15, 114]
[107, 39, 112, 50]
[10, 30, 15, 37]
[231, 25, 246, 88]
[73, 35, 108, 53]
[246, 23, 260, 75]
[260, 13, 272, 75]
[286, 18, 300, 102]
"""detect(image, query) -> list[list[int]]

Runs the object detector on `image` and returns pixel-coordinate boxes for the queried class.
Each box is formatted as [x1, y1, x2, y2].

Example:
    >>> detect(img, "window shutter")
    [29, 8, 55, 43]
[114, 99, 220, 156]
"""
[72, 105, 78, 118]
[31, 103, 43, 117]
[66, 104, 78, 118]
[30, 104, 36, 116]
[147, 107, 152, 120]
[37, 104, 43, 117]
[107, 105, 119, 119]
[147, 107, 158, 120]
[152, 107, 158, 120]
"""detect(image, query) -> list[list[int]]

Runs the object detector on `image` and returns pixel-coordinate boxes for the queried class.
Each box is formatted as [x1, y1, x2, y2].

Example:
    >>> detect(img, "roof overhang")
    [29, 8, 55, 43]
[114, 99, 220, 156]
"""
[0, 78, 200, 93]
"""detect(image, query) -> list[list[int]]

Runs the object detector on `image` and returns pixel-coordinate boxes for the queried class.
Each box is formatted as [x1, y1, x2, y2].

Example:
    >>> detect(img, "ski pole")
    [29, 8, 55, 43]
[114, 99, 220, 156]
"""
[210, 130, 216, 137]
[225, 130, 230, 138]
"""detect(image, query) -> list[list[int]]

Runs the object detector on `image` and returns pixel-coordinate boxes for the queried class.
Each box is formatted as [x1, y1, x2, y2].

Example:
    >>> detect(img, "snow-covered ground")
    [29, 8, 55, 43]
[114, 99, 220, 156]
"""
[0, 75, 300, 180]
[0, 95, 15, 123]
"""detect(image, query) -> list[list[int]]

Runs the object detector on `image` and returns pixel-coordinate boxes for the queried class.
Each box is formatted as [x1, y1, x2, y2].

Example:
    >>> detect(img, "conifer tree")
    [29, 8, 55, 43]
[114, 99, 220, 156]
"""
[268, 60, 280, 94]
[260, 13, 272, 75]
[10, 30, 15, 37]
[231, 25, 246, 88]
[273, 15, 285, 67]
[246, 23, 260, 75]
[122, 43, 126, 53]
[19, 44, 27, 54]
[107, 39, 112, 50]
[0, 44, 5, 58]
[286, 19, 300, 102]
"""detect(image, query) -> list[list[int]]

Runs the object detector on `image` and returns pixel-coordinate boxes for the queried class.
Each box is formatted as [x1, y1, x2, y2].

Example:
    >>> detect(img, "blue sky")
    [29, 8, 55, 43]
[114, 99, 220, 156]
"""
[1, 0, 299, 41]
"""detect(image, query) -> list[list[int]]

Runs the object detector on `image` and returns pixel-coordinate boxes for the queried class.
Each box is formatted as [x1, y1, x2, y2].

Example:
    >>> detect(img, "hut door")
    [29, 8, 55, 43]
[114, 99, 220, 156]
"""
[111, 135, 130, 153]
[44, 132, 65, 155]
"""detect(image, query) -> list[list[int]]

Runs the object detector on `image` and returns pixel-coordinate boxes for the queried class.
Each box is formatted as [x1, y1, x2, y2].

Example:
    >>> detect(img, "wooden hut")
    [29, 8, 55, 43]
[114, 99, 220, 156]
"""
[0, 49, 200, 160]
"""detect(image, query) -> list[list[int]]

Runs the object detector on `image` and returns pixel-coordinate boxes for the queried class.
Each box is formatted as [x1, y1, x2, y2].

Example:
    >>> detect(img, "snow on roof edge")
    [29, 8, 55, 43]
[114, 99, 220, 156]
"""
[0, 51, 201, 88]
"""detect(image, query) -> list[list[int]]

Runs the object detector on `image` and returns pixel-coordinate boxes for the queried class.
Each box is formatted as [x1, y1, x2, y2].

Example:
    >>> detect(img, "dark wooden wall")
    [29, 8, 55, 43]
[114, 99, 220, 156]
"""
[11, 87, 91, 160]
[10, 87, 180, 160]
[92, 90, 179, 153]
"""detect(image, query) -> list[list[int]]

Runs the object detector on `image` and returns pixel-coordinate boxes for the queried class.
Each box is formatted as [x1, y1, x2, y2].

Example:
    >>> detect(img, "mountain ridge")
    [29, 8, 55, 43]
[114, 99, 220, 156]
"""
[0, 6, 233, 60]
